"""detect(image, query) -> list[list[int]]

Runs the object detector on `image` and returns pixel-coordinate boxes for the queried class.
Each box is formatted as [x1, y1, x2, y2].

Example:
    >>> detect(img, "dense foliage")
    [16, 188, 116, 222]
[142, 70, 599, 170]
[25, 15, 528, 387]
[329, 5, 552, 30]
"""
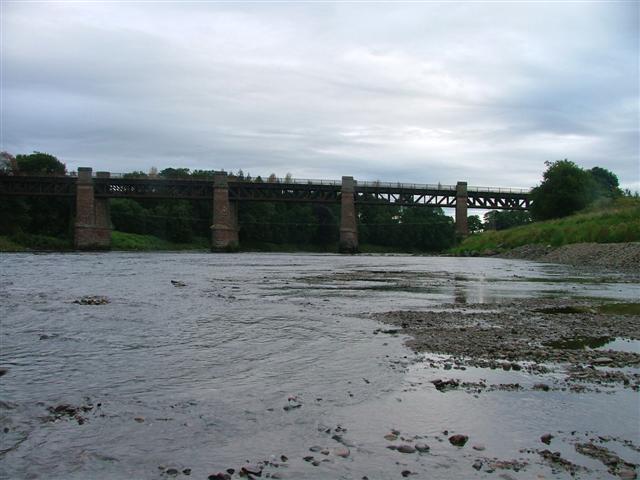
[483, 210, 532, 231]
[0, 152, 73, 238]
[452, 197, 640, 254]
[530, 160, 621, 220]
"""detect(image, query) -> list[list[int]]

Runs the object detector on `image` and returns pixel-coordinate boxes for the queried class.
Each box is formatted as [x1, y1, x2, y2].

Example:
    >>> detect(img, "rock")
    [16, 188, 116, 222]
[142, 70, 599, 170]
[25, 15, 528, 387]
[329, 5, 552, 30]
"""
[533, 383, 550, 392]
[0, 367, 7, 377]
[617, 468, 637, 480]
[472, 444, 486, 451]
[414, 443, 430, 452]
[166, 468, 179, 476]
[473, 460, 483, 470]
[171, 280, 187, 287]
[449, 434, 469, 447]
[334, 448, 350, 458]
[384, 433, 398, 441]
[241, 463, 263, 476]
[541, 433, 554, 445]
[182, 469, 191, 475]
[134, 417, 145, 423]
[309, 445, 323, 452]
[592, 357, 613, 365]
[432, 379, 459, 392]
[280, 455, 288, 462]
[208, 474, 230, 480]
[303, 456, 314, 462]
[401, 470, 412, 477]
[73, 295, 110, 305]
[397, 445, 416, 454]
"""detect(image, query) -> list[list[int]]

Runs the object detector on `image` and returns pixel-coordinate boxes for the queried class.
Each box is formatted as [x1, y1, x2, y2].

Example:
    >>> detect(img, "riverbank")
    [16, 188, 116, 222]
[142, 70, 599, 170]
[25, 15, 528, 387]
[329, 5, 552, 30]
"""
[0, 231, 433, 254]
[452, 199, 640, 259]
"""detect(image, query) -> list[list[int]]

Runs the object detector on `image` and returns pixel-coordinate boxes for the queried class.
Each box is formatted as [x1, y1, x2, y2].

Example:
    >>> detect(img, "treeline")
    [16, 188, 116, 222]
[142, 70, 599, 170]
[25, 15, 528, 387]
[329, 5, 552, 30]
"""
[1, 152, 456, 252]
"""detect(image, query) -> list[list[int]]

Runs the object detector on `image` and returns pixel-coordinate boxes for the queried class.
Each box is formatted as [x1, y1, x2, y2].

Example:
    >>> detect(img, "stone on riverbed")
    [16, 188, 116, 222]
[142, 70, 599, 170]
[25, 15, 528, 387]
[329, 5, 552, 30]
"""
[397, 445, 416, 454]
[449, 434, 469, 447]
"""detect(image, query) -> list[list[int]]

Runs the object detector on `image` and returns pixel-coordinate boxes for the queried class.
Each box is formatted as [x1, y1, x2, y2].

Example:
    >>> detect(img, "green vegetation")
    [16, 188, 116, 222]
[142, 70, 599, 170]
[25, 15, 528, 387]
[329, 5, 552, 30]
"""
[597, 303, 640, 316]
[530, 160, 621, 220]
[111, 231, 209, 251]
[0, 232, 72, 251]
[452, 198, 640, 255]
[1, 152, 635, 254]
[0, 236, 28, 252]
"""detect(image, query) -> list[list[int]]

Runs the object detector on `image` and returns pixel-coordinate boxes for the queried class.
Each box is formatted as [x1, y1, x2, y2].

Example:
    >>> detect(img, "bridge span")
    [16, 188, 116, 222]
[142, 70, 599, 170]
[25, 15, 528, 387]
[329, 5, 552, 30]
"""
[0, 168, 531, 252]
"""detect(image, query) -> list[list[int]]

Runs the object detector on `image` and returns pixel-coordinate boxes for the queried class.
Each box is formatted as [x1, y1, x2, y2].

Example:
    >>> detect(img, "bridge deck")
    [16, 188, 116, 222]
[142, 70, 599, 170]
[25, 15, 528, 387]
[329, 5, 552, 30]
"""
[0, 174, 531, 210]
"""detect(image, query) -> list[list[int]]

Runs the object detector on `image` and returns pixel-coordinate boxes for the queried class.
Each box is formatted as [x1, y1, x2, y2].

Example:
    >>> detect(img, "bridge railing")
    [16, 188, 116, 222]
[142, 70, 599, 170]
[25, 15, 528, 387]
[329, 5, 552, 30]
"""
[467, 186, 531, 194]
[1, 171, 531, 194]
[357, 180, 457, 190]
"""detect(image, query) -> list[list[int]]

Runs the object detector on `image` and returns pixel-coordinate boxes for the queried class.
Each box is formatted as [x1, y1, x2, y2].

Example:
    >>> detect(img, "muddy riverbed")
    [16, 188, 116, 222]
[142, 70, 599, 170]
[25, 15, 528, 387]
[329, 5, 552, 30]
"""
[1, 253, 638, 479]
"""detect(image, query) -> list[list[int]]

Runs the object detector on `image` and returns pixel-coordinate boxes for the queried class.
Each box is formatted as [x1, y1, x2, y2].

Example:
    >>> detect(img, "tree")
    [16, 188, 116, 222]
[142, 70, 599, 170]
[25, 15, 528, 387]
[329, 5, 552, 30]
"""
[483, 210, 531, 230]
[467, 215, 483, 234]
[15, 152, 66, 175]
[530, 160, 597, 220]
[588, 167, 621, 199]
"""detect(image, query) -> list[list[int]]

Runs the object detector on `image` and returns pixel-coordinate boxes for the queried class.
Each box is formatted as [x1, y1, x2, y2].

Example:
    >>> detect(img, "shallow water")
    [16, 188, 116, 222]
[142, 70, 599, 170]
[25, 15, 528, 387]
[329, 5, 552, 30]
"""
[0, 252, 638, 479]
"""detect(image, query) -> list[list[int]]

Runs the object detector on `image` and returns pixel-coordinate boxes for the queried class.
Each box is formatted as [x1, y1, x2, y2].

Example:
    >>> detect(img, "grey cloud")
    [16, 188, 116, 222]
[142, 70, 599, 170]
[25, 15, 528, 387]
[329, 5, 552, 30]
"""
[2, 2, 638, 190]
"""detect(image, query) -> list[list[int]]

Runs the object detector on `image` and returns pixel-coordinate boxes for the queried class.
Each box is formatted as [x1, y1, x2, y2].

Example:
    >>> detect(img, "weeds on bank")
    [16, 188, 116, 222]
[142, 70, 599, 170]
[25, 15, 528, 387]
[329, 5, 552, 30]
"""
[452, 199, 640, 255]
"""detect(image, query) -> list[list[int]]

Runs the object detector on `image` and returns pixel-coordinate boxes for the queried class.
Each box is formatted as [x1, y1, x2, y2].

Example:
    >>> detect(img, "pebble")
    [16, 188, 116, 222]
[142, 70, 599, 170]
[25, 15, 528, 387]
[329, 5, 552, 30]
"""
[414, 443, 430, 452]
[449, 434, 469, 447]
[334, 448, 350, 458]
[472, 444, 486, 451]
[207, 474, 230, 480]
[165, 468, 179, 476]
[472, 460, 483, 470]
[592, 357, 613, 365]
[397, 445, 416, 454]
[241, 464, 263, 476]
[401, 470, 412, 477]
[541, 433, 554, 445]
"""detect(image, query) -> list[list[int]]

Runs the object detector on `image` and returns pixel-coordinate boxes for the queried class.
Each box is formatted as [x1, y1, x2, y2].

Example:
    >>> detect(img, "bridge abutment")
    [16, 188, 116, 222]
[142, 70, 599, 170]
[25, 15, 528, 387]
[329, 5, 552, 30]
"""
[339, 176, 358, 253]
[74, 168, 111, 250]
[455, 181, 469, 237]
[211, 172, 239, 251]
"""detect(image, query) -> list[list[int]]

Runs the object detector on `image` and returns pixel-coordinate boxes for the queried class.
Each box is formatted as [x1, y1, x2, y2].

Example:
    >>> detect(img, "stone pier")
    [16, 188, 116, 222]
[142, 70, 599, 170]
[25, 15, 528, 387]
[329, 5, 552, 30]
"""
[339, 176, 358, 253]
[211, 172, 239, 251]
[74, 168, 112, 250]
[455, 181, 469, 237]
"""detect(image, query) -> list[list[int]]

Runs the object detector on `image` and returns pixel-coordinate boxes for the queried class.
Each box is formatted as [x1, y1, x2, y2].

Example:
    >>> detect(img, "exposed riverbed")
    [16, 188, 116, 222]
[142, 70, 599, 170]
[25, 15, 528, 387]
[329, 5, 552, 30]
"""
[1, 253, 638, 479]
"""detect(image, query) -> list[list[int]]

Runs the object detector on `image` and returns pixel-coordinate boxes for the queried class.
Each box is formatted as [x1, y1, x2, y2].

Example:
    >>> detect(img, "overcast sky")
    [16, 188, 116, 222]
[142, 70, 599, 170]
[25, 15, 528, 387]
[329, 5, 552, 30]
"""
[2, 1, 638, 189]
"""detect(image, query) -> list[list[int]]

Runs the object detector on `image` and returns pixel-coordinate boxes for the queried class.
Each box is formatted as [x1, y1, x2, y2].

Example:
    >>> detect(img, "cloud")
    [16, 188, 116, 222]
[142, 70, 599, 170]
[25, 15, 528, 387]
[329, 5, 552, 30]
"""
[2, 2, 638, 190]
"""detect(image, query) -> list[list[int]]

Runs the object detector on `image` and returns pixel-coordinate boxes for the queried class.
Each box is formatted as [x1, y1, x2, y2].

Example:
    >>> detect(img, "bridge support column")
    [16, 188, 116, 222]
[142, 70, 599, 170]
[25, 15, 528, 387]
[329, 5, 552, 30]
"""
[74, 167, 111, 250]
[339, 176, 358, 253]
[211, 172, 239, 251]
[455, 181, 469, 237]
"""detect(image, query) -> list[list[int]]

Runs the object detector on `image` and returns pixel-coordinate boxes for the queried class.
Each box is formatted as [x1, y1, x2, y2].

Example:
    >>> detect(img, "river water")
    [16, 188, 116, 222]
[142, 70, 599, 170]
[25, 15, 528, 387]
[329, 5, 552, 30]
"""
[1, 252, 638, 479]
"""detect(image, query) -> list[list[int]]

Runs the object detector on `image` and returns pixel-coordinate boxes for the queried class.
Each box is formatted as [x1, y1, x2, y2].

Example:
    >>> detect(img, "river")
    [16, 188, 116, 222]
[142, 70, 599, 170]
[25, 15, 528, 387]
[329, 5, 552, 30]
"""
[1, 252, 638, 479]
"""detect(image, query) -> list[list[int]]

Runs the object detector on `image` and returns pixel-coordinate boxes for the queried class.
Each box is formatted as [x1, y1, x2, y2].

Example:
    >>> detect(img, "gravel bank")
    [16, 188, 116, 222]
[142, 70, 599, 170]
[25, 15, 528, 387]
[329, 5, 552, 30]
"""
[497, 242, 640, 271]
[373, 297, 640, 389]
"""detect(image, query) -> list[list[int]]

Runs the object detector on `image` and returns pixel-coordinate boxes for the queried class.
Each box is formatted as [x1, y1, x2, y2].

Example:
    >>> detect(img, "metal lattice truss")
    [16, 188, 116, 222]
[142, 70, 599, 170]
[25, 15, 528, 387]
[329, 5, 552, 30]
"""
[0, 176, 76, 196]
[356, 187, 457, 207]
[229, 182, 340, 203]
[0, 175, 532, 210]
[94, 178, 213, 199]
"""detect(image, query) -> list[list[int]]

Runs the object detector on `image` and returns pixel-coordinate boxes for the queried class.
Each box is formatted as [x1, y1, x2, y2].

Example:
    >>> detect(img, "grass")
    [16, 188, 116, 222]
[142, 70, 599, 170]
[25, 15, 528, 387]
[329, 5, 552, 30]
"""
[0, 232, 73, 251]
[451, 198, 640, 255]
[111, 231, 209, 251]
[0, 236, 29, 252]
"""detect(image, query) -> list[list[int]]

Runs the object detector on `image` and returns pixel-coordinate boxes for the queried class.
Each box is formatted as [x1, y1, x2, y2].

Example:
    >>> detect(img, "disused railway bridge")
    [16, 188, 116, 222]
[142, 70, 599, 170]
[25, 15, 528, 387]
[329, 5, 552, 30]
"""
[0, 168, 531, 252]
